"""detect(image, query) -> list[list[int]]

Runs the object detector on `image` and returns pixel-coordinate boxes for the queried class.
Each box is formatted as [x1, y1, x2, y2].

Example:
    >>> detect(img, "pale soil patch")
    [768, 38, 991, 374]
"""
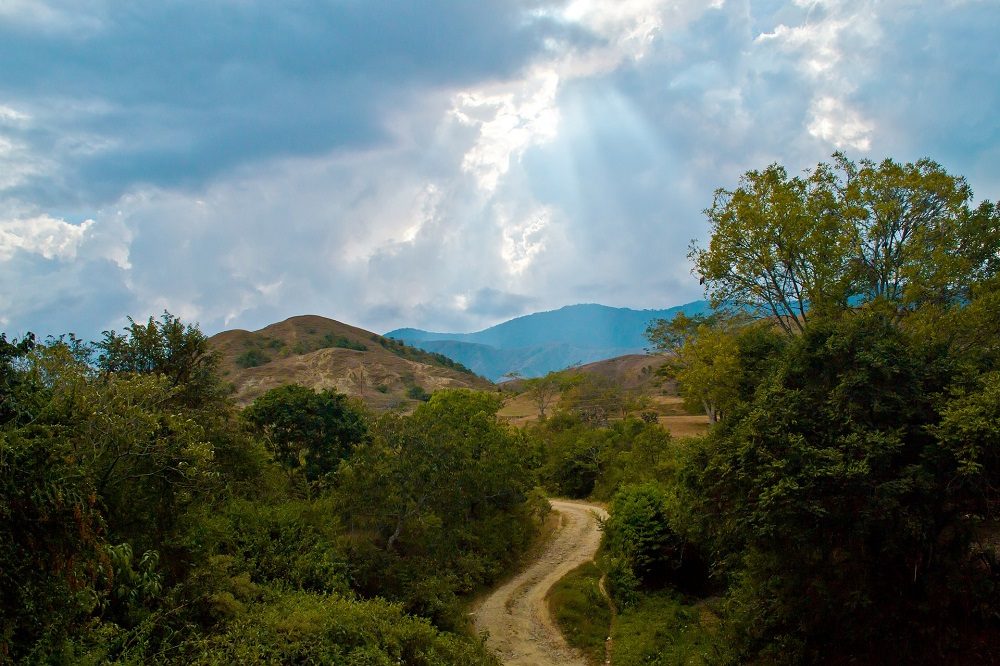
[658, 414, 710, 438]
[472, 500, 608, 666]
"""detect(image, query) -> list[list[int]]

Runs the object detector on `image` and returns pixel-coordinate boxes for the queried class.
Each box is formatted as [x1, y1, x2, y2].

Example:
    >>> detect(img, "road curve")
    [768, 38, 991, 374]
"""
[473, 499, 609, 666]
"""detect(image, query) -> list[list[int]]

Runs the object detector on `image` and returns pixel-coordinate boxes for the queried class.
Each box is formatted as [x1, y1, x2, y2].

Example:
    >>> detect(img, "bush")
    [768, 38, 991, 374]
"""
[406, 385, 431, 402]
[185, 591, 500, 665]
[236, 349, 271, 368]
[603, 483, 708, 599]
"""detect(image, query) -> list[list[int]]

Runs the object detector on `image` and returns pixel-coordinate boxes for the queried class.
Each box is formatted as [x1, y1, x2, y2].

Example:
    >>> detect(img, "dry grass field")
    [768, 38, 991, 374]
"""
[499, 371, 710, 438]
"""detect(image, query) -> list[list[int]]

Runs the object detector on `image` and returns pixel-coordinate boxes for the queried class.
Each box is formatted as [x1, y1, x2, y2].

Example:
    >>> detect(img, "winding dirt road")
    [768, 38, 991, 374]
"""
[473, 499, 608, 666]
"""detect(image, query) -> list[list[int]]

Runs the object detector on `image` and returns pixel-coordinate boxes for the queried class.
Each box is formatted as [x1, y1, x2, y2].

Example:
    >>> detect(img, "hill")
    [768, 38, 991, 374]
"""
[386, 301, 711, 380]
[497, 353, 710, 438]
[409, 339, 640, 382]
[209, 315, 492, 407]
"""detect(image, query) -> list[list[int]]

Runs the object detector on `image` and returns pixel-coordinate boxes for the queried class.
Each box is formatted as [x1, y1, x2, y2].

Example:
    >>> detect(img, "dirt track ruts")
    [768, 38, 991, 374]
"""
[473, 499, 608, 666]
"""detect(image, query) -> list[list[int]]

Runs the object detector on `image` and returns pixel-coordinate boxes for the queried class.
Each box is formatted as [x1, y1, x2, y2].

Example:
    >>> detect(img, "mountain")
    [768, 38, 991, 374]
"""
[410, 340, 640, 382]
[209, 315, 492, 407]
[385, 301, 711, 380]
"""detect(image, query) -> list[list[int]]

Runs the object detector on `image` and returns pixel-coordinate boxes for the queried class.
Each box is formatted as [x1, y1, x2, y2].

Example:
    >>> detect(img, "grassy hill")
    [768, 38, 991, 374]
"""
[209, 315, 492, 407]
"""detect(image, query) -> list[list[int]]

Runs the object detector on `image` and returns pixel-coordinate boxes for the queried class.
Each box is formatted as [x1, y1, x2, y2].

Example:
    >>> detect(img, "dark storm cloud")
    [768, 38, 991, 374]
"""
[0, 0, 581, 206]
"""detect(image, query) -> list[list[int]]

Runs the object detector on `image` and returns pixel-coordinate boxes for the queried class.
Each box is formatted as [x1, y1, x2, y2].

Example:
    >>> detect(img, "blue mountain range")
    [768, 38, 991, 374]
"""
[385, 301, 711, 380]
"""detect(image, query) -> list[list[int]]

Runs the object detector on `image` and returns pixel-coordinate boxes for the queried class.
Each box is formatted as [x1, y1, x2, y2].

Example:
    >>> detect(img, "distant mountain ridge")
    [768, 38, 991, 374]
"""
[385, 301, 711, 380]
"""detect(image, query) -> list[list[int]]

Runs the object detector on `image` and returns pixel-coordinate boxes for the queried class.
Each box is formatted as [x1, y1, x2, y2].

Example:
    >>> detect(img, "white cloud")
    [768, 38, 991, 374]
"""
[0, 0, 106, 34]
[1, 0, 998, 342]
[754, 1, 881, 152]
[0, 215, 93, 261]
[499, 206, 551, 275]
[452, 67, 561, 194]
[558, 0, 666, 60]
[0, 104, 29, 125]
[807, 95, 873, 150]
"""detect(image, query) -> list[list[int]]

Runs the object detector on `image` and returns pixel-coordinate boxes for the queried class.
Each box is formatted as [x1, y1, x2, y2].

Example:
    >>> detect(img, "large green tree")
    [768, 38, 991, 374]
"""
[692, 154, 999, 332]
[336, 390, 539, 624]
[244, 384, 368, 487]
[693, 313, 999, 663]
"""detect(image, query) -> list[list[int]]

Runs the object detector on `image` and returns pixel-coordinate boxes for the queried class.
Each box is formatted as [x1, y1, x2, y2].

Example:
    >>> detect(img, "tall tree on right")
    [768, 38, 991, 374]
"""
[691, 153, 999, 332]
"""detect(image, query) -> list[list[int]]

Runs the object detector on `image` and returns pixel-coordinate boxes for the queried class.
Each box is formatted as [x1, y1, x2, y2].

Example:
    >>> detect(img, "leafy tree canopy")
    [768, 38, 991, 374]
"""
[692, 153, 1000, 333]
[244, 384, 368, 484]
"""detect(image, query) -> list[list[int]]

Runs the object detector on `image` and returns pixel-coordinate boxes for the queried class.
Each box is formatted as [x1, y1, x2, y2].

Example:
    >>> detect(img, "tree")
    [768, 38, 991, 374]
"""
[668, 324, 740, 424]
[644, 311, 720, 354]
[244, 385, 368, 487]
[335, 390, 541, 626]
[339, 390, 533, 550]
[95, 311, 224, 408]
[521, 371, 567, 419]
[691, 154, 999, 333]
[694, 313, 999, 662]
[603, 483, 707, 601]
[0, 332, 37, 426]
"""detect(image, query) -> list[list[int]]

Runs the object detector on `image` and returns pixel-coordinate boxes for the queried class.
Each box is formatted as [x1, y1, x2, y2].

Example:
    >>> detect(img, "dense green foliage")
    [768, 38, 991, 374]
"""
[0, 318, 536, 663]
[244, 384, 368, 487]
[536, 156, 1000, 664]
[688, 312, 998, 663]
[530, 412, 677, 500]
[338, 390, 544, 627]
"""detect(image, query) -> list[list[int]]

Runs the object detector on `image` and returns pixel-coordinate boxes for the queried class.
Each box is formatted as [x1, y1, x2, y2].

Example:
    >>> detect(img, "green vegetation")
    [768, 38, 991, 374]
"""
[531, 413, 677, 500]
[611, 593, 725, 666]
[244, 384, 368, 490]
[235, 348, 271, 368]
[378, 335, 478, 376]
[543, 155, 1000, 664]
[0, 314, 536, 663]
[236, 330, 367, 368]
[323, 332, 368, 351]
[406, 384, 432, 401]
[546, 562, 610, 664]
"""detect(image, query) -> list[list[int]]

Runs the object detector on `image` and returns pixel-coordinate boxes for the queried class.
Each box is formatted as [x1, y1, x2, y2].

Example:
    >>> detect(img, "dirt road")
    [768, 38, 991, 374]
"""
[473, 499, 608, 666]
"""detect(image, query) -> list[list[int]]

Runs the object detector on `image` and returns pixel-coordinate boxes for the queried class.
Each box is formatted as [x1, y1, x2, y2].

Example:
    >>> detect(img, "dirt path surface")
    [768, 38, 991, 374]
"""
[473, 499, 608, 666]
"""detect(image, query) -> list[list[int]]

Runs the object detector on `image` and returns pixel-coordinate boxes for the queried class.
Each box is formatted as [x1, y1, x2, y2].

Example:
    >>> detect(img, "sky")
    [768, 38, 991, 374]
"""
[1, 0, 999, 340]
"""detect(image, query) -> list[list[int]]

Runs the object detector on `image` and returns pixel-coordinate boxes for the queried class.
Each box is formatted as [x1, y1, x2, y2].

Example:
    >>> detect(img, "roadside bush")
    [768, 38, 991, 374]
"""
[603, 483, 708, 601]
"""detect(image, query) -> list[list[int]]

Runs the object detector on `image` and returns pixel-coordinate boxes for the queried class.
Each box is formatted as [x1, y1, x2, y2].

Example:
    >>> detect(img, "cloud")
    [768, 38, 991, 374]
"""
[1, 0, 998, 342]
[0, 215, 93, 261]
[465, 288, 537, 319]
[0, 1, 564, 207]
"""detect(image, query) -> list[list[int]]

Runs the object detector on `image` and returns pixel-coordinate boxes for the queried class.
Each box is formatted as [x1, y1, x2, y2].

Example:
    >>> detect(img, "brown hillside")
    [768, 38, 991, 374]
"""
[210, 315, 492, 408]
[499, 353, 709, 437]
[568, 353, 673, 391]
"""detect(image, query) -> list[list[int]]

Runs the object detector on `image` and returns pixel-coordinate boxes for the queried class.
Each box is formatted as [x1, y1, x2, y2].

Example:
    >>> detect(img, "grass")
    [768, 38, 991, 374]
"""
[499, 393, 710, 438]
[611, 592, 727, 666]
[547, 561, 612, 665]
